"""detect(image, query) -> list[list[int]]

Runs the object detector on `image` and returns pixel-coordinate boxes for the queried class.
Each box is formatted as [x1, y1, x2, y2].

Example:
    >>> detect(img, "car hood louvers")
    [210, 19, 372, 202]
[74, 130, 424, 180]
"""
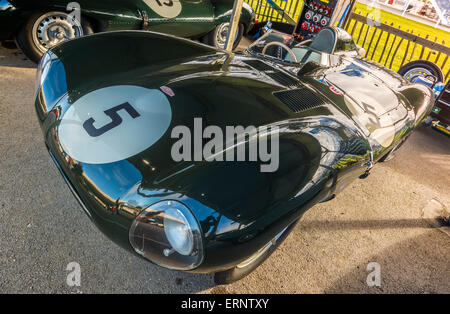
[243, 59, 275, 71]
[244, 59, 302, 88]
[273, 87, 326, 113]
[265, 72, 302, 88]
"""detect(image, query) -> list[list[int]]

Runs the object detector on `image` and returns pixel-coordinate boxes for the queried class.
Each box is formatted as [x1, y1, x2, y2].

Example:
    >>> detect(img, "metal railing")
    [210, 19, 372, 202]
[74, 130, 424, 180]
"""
[245, 0, 303, 23]
[345, 11, 450, 82]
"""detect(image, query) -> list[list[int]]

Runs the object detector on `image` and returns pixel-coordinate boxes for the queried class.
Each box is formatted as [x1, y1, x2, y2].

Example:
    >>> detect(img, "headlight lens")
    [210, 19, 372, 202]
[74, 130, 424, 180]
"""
[164, 207, 194, 255]
[129, 200, 203, 270]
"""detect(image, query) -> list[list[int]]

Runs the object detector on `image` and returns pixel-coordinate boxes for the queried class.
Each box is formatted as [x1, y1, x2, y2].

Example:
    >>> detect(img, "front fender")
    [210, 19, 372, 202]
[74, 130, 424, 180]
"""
[35, 31, 220, 115]
[397, 83, 434, 126]
[187, 117, 370, 272]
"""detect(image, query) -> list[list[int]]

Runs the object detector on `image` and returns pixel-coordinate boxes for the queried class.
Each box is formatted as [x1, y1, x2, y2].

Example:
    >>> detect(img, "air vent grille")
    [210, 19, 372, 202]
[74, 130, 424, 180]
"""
[265, 72, 302, 88]
[244, 60, 302, 88]
[243, 59, 275, 72]
[273, 88, 325, 113]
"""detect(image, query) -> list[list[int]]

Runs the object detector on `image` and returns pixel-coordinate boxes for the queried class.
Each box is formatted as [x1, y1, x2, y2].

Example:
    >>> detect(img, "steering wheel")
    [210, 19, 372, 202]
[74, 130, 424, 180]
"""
[262, 42, 298, 63]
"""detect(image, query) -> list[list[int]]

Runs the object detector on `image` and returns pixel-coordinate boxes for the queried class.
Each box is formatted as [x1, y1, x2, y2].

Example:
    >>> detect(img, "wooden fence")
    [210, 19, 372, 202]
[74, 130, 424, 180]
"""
[345, 11, 450, 82]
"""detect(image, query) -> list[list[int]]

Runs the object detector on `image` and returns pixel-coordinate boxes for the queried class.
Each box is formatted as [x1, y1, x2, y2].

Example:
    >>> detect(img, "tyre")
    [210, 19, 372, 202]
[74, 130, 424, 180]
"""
[16, 12, 94, 63]
[202, 22, 244, 50]
[214, 219, 299, 285]
[398, 60, 444, 83]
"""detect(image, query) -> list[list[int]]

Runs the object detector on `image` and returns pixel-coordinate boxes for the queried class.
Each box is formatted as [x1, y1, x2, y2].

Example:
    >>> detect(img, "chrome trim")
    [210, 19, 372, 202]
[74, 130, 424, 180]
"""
[48, 151, 93, 219]
[236, 226, 289, 269]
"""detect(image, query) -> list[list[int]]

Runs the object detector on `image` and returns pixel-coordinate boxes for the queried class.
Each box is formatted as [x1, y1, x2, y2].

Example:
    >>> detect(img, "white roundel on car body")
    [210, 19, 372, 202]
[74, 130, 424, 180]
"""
[143, 0, 182, 18]
[58, 85, 172, 164]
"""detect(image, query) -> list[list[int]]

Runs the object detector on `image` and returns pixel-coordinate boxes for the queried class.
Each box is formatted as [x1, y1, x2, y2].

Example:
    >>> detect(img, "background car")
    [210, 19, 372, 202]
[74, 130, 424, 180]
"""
[398, 60, 445, 84]
[0, 0, 255, 62]
[397, 59, 450, 136]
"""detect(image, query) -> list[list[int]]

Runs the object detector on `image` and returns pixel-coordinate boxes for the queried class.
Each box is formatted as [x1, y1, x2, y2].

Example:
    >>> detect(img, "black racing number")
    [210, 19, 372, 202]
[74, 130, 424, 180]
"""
[155, 0, 174, 7]
[83, 102, 141, 137]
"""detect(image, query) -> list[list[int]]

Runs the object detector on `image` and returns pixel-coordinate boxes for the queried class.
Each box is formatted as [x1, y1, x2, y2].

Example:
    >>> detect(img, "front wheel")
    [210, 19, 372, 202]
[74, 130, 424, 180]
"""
[16, 11, 94, 63]
[203, 22, 244, 50]
[214, 219, 299, 285]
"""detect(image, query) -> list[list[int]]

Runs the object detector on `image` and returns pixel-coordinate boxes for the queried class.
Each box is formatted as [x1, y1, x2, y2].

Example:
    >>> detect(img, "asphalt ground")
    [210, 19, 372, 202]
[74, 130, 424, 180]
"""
[0, 40, 449, 294]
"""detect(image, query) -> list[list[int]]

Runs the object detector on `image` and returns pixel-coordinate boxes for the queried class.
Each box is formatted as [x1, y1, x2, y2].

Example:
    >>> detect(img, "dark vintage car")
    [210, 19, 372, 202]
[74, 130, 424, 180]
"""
[34, 27, 433, 284]
[0, 0, 255, 62]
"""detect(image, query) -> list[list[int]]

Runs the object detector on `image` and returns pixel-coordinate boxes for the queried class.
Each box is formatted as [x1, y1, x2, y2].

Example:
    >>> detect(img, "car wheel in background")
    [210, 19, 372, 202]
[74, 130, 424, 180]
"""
[203, 22, 244, 50]
[398, 60, 444, 83]
[214, 219, 299, 285]
[16, 12, 94, 63]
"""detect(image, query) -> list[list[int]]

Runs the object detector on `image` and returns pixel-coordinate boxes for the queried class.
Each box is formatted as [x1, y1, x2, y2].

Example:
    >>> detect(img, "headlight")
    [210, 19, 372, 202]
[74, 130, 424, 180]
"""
[129, 200, 204, 270]
[164, 207, 194, 255]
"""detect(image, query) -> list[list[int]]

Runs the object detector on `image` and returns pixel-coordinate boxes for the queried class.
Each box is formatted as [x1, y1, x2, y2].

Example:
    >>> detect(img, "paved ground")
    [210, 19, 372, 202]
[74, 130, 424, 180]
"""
[0, 42, 449, 294]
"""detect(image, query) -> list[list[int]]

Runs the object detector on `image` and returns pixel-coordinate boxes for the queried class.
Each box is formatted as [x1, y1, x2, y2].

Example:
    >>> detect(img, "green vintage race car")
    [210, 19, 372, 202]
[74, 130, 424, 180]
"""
[0, 0, 254, 62]
[35, 27, 433, 284]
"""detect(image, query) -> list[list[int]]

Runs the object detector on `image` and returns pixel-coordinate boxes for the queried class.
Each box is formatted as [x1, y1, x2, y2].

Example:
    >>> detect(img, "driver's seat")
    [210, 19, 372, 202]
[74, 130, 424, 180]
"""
[285, 27, 337, 62]
[308, 28, 336, 54]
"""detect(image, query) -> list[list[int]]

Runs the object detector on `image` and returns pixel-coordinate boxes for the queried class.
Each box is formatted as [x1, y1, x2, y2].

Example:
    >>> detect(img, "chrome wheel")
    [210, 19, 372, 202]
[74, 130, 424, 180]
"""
[215, 22, 241, 49]
[403, 67, 433, 83]
[215, 22, 230, 49]
[32, 12, 83, 53]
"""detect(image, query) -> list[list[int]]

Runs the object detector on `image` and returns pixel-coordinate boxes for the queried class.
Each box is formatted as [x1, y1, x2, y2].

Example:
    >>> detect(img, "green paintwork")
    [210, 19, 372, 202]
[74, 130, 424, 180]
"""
[34, 28, 434, 273]
[0, 0, 254, 40]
